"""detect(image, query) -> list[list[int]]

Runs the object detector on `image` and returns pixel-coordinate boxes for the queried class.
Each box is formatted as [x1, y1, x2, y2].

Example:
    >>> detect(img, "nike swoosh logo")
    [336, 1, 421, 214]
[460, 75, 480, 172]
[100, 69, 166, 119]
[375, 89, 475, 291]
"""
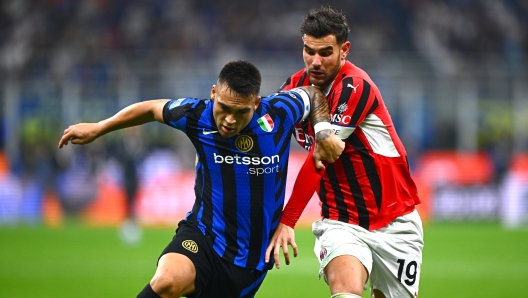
[203, 129, 218, 135]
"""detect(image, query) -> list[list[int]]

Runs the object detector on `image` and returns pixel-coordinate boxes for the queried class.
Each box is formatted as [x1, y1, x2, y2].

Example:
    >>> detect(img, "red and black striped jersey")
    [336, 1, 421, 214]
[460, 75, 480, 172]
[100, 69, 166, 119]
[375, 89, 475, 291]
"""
[280, 61, 420, 231]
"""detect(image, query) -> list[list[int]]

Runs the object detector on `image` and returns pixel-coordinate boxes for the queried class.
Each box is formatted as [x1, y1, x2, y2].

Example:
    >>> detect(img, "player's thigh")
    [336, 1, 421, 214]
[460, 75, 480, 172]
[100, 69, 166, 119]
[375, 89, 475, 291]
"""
[313, 219, 373, 282]
[152, 252, 196, 295]
[369, 210, 424, 298]
[157, 220, 216, 297]
[209, 259, 268, 298]
[324, 254, 369, 295]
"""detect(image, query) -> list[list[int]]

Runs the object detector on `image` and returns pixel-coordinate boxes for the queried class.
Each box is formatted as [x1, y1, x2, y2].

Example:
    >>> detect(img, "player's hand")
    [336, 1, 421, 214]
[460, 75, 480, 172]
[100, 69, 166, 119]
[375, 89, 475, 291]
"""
[264, 223, 298, 269]
[58, 123, 101, 148]
[314, 131, 344, 169]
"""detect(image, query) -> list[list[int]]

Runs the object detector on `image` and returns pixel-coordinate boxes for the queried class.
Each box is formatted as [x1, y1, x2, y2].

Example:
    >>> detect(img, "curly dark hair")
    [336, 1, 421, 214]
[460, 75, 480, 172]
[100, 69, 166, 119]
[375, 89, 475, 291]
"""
[300, 6, 350, 45]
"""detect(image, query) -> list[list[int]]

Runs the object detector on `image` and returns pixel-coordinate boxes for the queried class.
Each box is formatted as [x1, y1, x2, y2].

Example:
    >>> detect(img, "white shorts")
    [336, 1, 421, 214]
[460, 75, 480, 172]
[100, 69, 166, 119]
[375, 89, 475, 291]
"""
[312, 210, 424, 298]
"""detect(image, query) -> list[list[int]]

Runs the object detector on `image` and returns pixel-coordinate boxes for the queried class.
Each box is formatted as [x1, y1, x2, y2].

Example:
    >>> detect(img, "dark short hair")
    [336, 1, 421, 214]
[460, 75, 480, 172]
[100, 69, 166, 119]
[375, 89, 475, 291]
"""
[217, 60, 261, 97]
[300, 6, 350, 45]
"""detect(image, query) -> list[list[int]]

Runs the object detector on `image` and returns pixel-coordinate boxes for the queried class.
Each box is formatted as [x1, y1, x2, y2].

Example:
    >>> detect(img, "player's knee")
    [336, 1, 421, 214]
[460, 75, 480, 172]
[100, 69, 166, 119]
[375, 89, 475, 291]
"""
[327, 278, 364, 296]
[326, 269, 365, 295]
[331, 294, 362, 298]
[150, 271, 189, 298]
[150, 273, 178, 297]
[325, 256, 367, 296]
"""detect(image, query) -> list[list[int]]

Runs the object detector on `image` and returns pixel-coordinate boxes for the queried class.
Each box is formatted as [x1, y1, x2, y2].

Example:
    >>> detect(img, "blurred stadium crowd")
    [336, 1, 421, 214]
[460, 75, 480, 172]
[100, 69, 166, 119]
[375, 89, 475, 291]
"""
[0, 0, 527, 225]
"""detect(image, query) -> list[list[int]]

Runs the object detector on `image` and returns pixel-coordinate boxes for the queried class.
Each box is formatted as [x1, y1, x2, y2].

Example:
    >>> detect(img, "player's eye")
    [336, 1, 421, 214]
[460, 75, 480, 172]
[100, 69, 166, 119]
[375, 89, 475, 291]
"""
[237, 110, 249, 115]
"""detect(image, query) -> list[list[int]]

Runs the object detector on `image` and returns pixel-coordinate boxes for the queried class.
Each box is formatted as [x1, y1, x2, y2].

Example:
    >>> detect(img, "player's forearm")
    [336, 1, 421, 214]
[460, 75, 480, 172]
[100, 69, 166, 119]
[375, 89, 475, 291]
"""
[280, 145, 324, 228]
[98, 100, 166, 136]
[304, 86, 330, 125]
[303, 86, 333, 142]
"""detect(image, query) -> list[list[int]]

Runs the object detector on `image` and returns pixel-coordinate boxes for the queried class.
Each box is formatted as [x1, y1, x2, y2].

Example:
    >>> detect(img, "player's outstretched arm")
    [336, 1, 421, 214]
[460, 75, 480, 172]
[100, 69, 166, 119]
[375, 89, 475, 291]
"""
[264, 222, 297, 269]
[58, 99, 169, 148]
[279, 144, 325, 229]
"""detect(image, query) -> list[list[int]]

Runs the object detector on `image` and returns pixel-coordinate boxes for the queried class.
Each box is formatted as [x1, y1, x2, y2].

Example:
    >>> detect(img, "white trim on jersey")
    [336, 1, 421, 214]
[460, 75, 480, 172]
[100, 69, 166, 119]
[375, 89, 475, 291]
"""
[359, 113, 400, 157]
[290, 87, 311, 121]
[331, 124, 355, 140]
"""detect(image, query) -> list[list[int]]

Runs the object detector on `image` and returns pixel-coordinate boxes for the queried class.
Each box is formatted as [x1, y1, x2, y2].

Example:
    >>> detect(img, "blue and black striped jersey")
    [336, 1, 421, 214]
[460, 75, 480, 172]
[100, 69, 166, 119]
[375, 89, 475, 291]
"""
[162, 88, 311, 270]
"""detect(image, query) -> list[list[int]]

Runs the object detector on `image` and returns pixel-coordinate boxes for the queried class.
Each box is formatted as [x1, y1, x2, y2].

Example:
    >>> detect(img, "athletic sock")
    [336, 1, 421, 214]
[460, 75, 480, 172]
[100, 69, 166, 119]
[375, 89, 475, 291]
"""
[331, 293, 362, 298]
[137, 283, 162, 298]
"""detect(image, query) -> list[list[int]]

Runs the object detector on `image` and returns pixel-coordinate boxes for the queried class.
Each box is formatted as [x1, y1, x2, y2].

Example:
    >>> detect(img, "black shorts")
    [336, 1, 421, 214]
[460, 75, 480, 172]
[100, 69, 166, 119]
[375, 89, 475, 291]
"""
[160, 220, 268, 298]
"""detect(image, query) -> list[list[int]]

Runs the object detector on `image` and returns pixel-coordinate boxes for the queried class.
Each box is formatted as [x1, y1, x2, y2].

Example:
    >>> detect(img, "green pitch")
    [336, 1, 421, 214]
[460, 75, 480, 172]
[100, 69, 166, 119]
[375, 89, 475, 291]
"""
[1, 221, 528, 297]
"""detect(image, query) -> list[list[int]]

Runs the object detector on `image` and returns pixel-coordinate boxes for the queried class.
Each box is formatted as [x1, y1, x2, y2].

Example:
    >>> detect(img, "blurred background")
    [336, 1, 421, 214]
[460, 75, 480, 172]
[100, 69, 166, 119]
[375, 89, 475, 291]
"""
[0, 0, 528, 297]
[1, 0, 527, 228]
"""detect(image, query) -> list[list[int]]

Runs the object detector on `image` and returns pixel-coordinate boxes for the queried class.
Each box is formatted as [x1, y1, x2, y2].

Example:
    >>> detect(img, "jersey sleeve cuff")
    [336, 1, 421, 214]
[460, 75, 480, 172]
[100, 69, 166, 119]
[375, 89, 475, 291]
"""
[280, 214, 297, 228]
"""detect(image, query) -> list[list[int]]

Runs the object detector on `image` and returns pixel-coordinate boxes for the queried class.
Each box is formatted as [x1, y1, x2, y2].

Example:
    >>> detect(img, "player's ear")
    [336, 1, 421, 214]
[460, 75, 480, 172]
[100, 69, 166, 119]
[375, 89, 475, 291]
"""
[254, 96, 261, 108]
[210, 85, 216, 101]
[341, 41, 350, 59]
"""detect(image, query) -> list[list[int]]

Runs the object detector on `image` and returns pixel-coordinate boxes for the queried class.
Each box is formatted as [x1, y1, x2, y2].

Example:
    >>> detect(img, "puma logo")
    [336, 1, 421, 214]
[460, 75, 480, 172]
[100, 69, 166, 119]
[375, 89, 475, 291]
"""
[347, 83, 359, 93]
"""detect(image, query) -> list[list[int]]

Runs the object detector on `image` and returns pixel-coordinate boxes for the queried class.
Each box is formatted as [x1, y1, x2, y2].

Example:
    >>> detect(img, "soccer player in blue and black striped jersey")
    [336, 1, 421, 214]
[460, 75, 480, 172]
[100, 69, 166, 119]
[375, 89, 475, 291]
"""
[58, 60, 344, 298]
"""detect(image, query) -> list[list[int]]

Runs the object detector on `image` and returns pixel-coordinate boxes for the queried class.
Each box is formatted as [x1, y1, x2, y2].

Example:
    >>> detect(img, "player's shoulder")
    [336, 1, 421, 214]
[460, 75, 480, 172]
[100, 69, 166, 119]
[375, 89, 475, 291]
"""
[331, 62, 381, 95]
[167, 97, 209, 109]
[340, 62, 377, 86]
[290, 68, 307, 80]
[165, 97, 211, 121]
[280, 68, 308, 91]
[266, 87, 309, 102]
[260, 89, 308, 118]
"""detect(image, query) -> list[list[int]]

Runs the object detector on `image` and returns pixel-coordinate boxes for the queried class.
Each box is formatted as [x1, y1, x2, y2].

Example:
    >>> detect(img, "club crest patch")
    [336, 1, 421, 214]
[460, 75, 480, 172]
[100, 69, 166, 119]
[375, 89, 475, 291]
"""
[235, 135, 253, 152]
[182, 240, 198, 253]
[319, 246, 327, 261]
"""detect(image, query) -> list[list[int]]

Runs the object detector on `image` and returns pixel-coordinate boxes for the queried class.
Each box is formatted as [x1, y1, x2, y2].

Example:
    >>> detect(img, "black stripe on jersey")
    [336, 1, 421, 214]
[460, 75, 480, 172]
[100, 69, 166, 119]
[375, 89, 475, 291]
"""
[162, 100, 193, 124]
[301, 121, 311, 149]
[319, 174, 329, 218]
[366, 97, 379, 116]
[271, 201, 283, 226]
[246, 134, 265, 268]
[349, 133, 382, 218]
[187, 112, 217, 243]
[350, 79, 371, 125]
[296, 71, 308, 87]
[268, 95, 304, 135]
[340, 151, 369, 228]
[192, 161, 204, 214]
[278, 77, 291, 92]
[274, 125, 293, 205]
[274, 135, 288, 204]
[325, 163, 349, 222]
[268, 106, 289, 147]
[211, 133, 239, 264]
[268, 96, 304, 201]
[336, 78, 353, 112]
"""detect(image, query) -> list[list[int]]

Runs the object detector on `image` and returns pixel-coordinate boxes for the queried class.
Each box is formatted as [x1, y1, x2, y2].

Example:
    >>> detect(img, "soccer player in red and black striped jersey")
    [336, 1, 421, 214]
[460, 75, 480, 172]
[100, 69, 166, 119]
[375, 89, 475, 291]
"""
[265, 7, 424, 298]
